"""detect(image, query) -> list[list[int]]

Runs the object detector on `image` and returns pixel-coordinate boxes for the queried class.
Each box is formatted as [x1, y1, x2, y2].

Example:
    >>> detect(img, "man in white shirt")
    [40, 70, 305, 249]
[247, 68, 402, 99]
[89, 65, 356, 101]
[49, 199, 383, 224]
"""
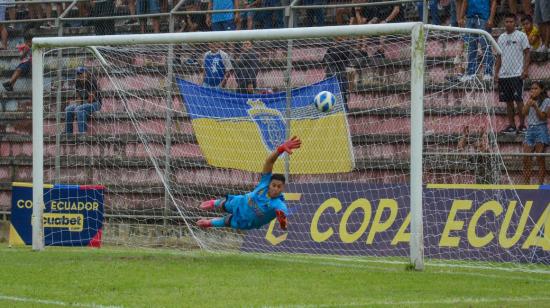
[495, 13, 530, 135]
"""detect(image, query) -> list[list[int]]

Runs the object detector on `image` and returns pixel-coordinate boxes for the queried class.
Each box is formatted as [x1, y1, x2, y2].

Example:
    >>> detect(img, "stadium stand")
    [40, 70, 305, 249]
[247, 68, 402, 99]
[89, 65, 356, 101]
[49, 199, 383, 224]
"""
[0, 0, 548, 220]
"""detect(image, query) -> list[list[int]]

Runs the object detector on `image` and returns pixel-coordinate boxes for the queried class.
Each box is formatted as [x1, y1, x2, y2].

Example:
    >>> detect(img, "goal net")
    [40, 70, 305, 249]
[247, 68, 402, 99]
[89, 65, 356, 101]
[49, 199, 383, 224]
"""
[31, 24, 549, 272]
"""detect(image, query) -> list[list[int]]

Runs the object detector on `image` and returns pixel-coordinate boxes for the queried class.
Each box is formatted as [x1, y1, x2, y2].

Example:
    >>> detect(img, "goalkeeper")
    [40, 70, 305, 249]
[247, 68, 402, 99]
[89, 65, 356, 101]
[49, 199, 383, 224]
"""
[196, 136, 301, 231]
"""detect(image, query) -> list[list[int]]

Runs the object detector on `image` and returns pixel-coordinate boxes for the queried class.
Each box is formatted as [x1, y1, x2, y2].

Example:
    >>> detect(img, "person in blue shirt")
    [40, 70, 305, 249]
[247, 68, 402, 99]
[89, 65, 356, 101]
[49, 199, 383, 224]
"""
[458, 0, 497, 82]
[207, 0, 240, 31]
[196, 136, 302, 230]
[201, 42, 233, 88]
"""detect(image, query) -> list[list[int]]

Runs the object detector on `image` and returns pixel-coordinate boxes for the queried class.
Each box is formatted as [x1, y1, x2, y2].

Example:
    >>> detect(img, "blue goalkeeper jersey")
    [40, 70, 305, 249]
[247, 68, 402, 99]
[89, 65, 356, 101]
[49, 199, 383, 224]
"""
[225, 173, 288, 230]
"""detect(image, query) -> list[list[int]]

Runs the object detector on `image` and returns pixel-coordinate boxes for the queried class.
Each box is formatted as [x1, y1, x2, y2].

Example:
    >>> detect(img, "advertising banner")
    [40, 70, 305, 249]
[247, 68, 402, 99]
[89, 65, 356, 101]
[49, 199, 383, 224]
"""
[10, 182, 104, 247]
[243, 183, 550, 264]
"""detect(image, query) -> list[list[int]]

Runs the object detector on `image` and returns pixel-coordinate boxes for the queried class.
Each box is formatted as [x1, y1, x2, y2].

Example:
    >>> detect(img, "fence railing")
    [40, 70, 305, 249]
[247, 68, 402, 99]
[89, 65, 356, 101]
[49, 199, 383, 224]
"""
[0, 0, 429, 30]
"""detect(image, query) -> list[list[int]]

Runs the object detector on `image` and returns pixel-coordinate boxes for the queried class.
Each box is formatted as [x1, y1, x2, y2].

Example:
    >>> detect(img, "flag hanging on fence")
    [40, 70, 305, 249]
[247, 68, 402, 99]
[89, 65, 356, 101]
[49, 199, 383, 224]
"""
[177, 77, 354, 174]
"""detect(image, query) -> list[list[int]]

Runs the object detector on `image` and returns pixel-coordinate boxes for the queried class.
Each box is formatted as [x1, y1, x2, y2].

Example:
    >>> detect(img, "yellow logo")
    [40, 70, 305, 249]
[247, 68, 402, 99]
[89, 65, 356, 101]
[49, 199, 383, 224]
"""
[43, 213, 84, 232]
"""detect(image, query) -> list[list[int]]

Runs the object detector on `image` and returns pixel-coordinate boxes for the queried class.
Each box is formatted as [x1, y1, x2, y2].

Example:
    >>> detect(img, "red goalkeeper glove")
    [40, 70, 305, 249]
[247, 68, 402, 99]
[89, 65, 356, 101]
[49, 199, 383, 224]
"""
[276, 210, 287, 231]
[277, 136, 301, 155]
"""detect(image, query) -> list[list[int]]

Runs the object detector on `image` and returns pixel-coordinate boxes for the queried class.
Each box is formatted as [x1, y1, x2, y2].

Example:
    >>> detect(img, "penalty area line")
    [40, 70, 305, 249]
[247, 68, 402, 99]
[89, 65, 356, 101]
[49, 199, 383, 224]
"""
[0, 294, 123, 308]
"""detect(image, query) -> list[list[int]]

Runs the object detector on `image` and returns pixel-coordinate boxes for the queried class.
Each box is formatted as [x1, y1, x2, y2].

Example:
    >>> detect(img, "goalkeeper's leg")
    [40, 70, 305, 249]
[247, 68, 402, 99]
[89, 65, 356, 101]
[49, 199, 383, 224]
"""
[199, 199, 226, 212]
[196, 215, 232, 228]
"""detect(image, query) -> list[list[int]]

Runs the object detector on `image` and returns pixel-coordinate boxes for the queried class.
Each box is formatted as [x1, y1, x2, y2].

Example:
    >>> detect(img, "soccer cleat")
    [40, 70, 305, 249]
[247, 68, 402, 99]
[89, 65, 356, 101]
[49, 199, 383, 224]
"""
[196, 219, 213, 228]
[199, 199, 216, 211]
[517, 125, 527, 134]
[500, 125, 517, 134]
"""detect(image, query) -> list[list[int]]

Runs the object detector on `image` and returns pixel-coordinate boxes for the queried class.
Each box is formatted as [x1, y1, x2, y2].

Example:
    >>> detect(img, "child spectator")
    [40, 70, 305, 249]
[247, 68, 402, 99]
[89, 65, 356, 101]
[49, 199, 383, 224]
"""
[522, 15, 543, 51]
[2, 32, 32, 92]
[521, 81, 550, 184]
[495, 13, 530, 134]
[201, 42, 233, 88]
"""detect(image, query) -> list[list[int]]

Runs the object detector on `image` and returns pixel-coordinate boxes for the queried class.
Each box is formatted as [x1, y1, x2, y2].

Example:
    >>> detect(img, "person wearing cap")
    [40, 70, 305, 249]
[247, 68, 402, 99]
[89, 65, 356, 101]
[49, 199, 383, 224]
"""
[65, 67, 102, 135]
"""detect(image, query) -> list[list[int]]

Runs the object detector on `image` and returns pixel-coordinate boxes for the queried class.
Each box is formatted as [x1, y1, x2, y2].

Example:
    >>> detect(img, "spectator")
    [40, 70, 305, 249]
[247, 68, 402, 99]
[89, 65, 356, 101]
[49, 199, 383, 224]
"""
[137, 0, 161, 33]
[457, 125, 496, 184]
[522, 15, 543, 51]
[71, 1, 90, 27]
[201, 42, 233, 88]
[450, 0, 461, 26]
[364, 0, 403, 58]
[366, 0, 403, 24]
[160, 0, 169, 12]
[303, 0, 326, 27]
[180, 0, 208, 32]
[26, 2, 49, 29]
[458, 0, 496, 82]
[496, 13, 530, 135]
[65, 67, 102, 135]
[333, 0, 351, 25]
[234, 40, 260, 94]
[322, 37, 356, 111]
[258, 0, 283, 29]
[506, 0, 532, 20]
[349, 3, 367, 25]
[2, 32, 32, 92]
[0, 0, 10, 49]
[241, 0, 260, 30]
[91, 0, 116, 35]
[417, 0, 440, 25]
[521, 81, 550, 184]
[124, 0, 139, 25]
[533, 0, 549, 52]
[207, 0, 239, 31]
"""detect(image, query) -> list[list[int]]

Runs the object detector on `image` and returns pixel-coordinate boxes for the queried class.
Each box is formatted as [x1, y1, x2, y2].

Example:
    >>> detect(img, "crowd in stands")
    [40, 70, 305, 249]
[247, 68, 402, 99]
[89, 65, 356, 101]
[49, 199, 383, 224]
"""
[0, 0, 548, 184]
[0, 0, 545, 38]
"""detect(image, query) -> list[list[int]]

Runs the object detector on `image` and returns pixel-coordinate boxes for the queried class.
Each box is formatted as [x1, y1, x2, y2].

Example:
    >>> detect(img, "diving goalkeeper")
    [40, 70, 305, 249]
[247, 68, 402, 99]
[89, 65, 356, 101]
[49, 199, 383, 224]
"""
[196, 136, 301, 231]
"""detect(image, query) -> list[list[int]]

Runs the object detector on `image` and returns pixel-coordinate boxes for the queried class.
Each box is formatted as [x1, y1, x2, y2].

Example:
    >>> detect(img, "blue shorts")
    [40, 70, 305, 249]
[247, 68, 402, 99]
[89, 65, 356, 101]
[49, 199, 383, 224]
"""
[16, 62, 31, 75]
[137, 0, 160, 14]
[524, 124, 550, 147]
[223, 195, 254, 229]
[212, 20, 236, 31]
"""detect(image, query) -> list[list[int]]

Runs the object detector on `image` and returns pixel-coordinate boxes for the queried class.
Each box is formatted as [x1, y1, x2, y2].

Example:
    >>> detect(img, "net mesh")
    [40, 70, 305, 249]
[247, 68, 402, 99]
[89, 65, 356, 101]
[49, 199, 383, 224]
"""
[38, 27, 549, 271]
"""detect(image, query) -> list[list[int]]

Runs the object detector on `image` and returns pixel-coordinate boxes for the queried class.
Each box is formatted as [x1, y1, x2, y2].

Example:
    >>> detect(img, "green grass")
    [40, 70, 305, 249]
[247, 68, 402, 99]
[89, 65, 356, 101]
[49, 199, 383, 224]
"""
[0, 244, 549, 308]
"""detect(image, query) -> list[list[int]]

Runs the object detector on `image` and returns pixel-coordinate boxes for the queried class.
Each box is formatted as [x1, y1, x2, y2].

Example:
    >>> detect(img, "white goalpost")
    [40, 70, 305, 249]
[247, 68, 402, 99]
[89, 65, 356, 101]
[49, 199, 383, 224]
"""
[30, 23, 550, 273]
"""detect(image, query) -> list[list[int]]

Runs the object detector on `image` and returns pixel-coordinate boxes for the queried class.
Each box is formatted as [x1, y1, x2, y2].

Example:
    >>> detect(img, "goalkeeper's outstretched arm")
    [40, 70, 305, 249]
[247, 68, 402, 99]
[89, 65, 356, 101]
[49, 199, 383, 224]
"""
[262, 136, 301, 174]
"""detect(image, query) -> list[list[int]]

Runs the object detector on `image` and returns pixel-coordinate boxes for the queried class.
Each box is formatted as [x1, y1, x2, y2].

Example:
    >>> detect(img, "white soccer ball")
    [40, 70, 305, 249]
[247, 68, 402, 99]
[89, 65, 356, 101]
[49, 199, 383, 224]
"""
[314, 91, 336, 112]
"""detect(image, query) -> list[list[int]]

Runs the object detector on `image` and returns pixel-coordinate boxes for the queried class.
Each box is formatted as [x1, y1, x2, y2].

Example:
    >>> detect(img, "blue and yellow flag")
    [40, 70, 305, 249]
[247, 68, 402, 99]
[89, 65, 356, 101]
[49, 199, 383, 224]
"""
[177, 77, 354, 174]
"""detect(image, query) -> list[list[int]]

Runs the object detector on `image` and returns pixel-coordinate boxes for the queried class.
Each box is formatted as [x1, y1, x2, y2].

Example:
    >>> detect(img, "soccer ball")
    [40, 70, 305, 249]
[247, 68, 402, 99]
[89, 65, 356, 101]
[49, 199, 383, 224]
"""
[314, 91, 336, 112]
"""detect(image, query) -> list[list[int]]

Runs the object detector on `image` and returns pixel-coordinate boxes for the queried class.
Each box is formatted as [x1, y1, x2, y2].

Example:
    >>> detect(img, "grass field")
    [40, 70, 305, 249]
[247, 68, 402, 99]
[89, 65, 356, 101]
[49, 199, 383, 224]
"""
[1, 244, 550, 308]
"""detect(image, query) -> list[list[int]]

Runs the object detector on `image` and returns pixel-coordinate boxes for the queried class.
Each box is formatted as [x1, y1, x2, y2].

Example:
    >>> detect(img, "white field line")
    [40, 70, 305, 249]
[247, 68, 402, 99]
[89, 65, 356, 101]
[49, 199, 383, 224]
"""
[0, 294, 123, 308]
[262, 296, 550, 308]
